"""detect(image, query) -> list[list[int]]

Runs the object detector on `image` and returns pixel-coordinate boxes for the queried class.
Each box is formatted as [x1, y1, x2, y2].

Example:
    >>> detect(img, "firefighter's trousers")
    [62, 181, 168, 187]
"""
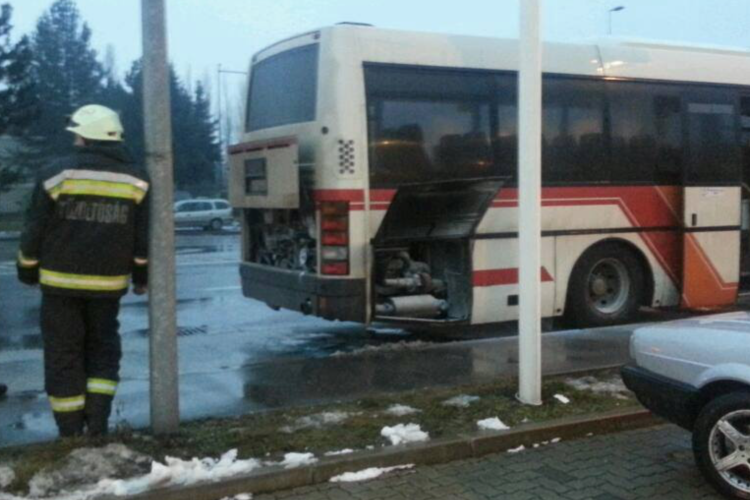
[41, 294, 121, 437]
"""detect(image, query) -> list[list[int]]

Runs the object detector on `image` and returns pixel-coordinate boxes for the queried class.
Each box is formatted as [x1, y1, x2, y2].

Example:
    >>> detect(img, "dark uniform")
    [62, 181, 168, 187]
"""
[17, 144, 149, 437]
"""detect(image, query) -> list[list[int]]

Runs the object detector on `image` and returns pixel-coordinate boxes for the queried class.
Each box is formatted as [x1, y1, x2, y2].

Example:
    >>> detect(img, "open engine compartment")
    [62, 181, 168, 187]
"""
[372, 178, 505, 324]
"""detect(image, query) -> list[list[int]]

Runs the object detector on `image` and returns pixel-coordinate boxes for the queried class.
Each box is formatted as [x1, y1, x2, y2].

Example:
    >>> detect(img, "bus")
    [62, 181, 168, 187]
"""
[229, 24, 750, 330]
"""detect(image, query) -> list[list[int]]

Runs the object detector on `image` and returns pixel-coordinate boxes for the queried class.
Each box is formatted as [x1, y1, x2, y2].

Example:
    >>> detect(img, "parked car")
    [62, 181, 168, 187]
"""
[622, 312, 750, 499]
[173, 198, 234, 231]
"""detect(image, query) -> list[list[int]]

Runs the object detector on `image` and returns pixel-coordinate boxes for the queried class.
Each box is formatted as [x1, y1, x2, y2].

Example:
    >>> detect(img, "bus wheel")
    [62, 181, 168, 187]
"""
[565, 243, 644, 328]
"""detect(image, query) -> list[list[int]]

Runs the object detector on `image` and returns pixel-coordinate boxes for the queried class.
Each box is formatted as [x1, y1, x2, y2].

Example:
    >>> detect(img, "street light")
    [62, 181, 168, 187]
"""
[608, 6, 625, 35]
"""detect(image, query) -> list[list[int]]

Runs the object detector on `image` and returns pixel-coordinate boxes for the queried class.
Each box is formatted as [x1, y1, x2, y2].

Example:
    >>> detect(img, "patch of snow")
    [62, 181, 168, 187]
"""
[533, 443, 540, 448]
[100, 449, 261, 497]
[477, 418, 510, 431]
[365, 446, 375, 450]
[507, 445, 525, 453]
[279, 453, 317, 469]
[554, 394, 570, 404]
[281, 411, 353, 433]
[381, 424, 429, 446]
[11, 449, 260, 500]
[331, 341, 433, 357]
[442, 395, 480, 408]
[0, 466, 15, 490]
[28, 444, 151, 497]
[565, 375, 630, 399]
[330, 464, 414, 483]
[551, 438, 562, 444]
[385, 404, 420, 417]
[324, 449, 355, 457]
[219, 494, 252, 500]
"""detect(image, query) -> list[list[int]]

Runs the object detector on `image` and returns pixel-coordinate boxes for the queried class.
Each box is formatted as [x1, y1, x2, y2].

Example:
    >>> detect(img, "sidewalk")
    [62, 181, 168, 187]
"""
[256, 425, 720, 500]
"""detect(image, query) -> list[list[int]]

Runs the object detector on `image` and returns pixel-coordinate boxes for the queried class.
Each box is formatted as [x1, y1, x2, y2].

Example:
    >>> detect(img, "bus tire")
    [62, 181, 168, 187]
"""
[565, 242, 644, 328]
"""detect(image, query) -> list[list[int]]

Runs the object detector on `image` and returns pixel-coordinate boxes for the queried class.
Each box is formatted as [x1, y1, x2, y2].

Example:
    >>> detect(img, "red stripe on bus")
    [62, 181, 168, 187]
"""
[473, 268, 554, 287]
[313, 190, 365, 202]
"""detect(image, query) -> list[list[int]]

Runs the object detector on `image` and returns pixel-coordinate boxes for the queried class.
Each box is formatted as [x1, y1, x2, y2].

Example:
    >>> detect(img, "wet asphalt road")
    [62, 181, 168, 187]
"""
[0, 230, 408, 446]
[0, 230, 746, 447]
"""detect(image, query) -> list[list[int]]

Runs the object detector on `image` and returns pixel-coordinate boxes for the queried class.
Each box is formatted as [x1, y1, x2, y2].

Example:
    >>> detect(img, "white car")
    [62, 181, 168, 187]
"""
[622, 312, 750, 499]
[174, 199, 234, 231]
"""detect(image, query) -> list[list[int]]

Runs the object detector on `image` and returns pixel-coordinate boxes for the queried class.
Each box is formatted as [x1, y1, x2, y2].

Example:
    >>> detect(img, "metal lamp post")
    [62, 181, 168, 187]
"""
[608, 6, 625, 35]
[518, 0, 543, 406]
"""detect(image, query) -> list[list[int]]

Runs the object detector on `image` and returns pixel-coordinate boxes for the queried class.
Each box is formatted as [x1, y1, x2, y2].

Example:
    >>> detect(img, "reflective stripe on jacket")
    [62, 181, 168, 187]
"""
[19, 145, 150, 298]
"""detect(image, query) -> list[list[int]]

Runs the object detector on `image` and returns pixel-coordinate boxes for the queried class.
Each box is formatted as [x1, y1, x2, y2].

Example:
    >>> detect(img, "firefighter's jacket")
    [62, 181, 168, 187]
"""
[17, 145, 149, 298]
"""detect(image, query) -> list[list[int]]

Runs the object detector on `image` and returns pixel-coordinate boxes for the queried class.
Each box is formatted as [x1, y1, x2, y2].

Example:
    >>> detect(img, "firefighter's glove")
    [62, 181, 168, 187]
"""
[17, 263, 39, 286]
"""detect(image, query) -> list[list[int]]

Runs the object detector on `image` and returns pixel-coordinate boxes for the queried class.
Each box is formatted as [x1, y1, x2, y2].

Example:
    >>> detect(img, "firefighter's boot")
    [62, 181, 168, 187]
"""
[54, 411, 84, 438]
[85, 393, 113, 436]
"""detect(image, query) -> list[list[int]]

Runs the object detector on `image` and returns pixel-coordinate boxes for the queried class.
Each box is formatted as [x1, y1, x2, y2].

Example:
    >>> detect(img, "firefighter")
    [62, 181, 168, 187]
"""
[17, 104, 149, 438]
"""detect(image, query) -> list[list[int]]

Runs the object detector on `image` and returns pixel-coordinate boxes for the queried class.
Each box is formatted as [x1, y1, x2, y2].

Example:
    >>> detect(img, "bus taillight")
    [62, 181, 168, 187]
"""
[320, 201, 350, 276]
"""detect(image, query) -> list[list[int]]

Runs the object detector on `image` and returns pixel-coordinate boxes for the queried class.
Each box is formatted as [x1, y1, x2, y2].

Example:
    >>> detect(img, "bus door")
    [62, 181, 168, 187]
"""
[740, 95, 750, 283]
[680, 94, 742, 309]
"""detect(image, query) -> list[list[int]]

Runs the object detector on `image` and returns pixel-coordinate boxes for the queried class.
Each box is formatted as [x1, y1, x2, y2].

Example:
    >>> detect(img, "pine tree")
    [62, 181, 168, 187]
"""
[28, 0, 104, 159]
[122, 62, 221, 194]
[0, 3, 38, 191]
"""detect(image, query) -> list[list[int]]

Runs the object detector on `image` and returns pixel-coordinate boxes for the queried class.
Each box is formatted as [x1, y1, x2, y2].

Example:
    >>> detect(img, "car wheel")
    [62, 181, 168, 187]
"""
[209, 218, 223, 231]
[565, 242, 644, 327]
[693, 392, 750, 499]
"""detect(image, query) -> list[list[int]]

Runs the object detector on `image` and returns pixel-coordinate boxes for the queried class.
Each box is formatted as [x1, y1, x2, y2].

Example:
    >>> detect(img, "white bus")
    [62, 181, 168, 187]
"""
[229, 24, 750, 330]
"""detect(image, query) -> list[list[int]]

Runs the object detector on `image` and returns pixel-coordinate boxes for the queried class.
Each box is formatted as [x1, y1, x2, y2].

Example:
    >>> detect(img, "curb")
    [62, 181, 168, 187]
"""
[122, 407, 660, 500]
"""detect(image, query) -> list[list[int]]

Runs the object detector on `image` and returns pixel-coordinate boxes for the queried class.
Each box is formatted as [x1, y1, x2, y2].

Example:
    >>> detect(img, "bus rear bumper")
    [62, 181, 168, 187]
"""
[239, 262, 366, 323]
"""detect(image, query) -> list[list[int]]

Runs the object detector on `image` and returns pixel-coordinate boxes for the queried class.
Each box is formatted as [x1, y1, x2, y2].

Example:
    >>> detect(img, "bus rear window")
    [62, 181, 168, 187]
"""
[246, 44, 319, 132]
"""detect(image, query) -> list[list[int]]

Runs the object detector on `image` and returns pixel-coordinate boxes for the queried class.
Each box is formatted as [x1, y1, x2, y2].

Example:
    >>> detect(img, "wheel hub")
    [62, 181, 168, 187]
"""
[709, 410, 750, 494]
[586, 258, 631, 315]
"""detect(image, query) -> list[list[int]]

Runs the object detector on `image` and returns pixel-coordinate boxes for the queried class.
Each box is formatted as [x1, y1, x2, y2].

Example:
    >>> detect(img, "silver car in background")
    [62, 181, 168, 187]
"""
[174, 198, 234, 231]
[622, 312, 750, 499]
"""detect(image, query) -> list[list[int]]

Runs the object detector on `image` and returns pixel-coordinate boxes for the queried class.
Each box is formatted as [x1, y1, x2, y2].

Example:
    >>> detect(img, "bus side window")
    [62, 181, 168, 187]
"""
[492, 74, 518, 182]
[685, 97, 741, 186]
[542, 78, 606, 184]
[652, 95, 683, 184]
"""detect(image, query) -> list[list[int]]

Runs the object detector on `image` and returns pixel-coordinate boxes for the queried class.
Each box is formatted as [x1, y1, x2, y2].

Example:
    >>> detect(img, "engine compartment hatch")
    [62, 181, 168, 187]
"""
[373, 177, 506, 245]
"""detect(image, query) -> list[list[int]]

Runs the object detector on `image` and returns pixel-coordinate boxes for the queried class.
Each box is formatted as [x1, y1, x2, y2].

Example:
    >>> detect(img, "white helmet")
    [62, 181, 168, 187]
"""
[66, 104, 124, 142]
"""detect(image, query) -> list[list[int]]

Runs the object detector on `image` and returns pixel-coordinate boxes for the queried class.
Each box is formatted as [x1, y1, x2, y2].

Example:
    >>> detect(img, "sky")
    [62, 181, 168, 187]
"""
[7, 0, 750, 137]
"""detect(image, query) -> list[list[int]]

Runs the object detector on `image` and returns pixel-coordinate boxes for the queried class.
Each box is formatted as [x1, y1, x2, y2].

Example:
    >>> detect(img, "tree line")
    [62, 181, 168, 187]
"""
[0, 0, 222, 196]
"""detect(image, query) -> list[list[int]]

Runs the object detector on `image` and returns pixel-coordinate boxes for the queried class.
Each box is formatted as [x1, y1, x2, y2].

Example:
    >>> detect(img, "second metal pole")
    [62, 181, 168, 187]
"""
[517, 0, 543, 406]
[142, 0, 180, 433]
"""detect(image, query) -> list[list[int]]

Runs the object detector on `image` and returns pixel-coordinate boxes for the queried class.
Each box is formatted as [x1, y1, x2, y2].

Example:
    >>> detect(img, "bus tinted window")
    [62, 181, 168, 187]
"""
[543, 79, 606, 184]
[686, 98, 741, 185]
[246, 44, 319, 132]
[608, 82, 683, 184]
[366, 66, 498, 186]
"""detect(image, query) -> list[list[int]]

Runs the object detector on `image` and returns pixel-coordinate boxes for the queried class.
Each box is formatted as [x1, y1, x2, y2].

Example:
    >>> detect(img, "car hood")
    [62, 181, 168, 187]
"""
[630, 312, 750, 385]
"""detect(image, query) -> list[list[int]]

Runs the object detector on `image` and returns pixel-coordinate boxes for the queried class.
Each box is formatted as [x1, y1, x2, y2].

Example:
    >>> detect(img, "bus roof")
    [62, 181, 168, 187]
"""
[256, 25, 750, 87]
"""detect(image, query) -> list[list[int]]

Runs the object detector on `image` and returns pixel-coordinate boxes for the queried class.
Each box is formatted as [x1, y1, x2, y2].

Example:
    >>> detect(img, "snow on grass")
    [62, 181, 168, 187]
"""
[554, 394, 570, 404]
[565, 375, 630, 399]
[507, 445, 526, 454]
[280, 411, 354, 433]
[0, 449, 261, 500]
[384, 404, 420, 417]
[28, 444, 151, 498]
[381, 424, 429, 446]
[0, 466, 15, 490]
[330, 464, 414, 483]
[476, 417, 510, 431]
[324, 449, 355, 457]
[98, 449, 261, 496]
[279, 453, 317, 469]
[442, 395, 480, 408]
[219, 494, 252, 500]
